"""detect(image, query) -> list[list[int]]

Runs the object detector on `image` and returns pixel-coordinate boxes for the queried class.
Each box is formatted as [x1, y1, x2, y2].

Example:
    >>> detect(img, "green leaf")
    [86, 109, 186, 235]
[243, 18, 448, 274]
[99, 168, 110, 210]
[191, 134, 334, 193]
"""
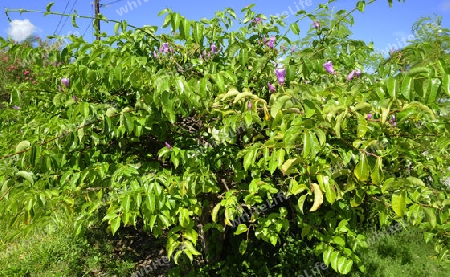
[72, 15, 79, 28]
[122, 195, 131, 213]
[332, 236, 345, 246]
[123, 113, 134, 133]
[443, 74, 450, 96]
[338, 256, 353, 274]
[427, 78, 441, 104]
[16, 171, 34, 184]
[387, 77, 397, 99]
[182, 240, 202, 260]
[354, 154, 370, 182]
[357, 114, 367, 138]
[269, 149, 278, 174]
[183, 228, 198, 244]
[288, 179, 308, 196]
[10, 88, 21, 105]
[159, 215, 171, 227]
[334, 111, 347, 138]
[234, 224, 248, 235]
[281, 158, 300, 175]
[239, 48, 249, 67]
[148, 193, 155, 213]
[179, 208, 190, 228]
[423, 207, 437, 228]
[103, 116, 111, 136]
[239, 239, 248, 254]
[193, 23, 204, 43]
[215, 73, 225, 92]
[16, 140, 30, 153]
[110, 216, 121, 235]
[158, 8, 171, 16]
[243, 150, 255, 171]
[424, 232, 434, 243]
[315, 129, 326, 146]
[162, 13, 172, 28]
[277, 148, 285, 169]
[322, 177, 336, 204]
[179, 18, 190, 40]
[408, 67, 430, 77]
[122, 20, 127, 32]
[371, 157, 384, 186]
[323, 246, 333, 265]
[46, 2, 54, 13]
[401, 76, 413, 100]
[356, 1, 365, 12]
[302, 132, 311, 158]
[211, 203, 221, 222]
[171, 12, 181, 32]
[330, 250, 340, 271]
[392, 191, 406, 217]
[290, 23, 300, 35]
[115, 65, 122, 82]
[297, 195, 307, 214]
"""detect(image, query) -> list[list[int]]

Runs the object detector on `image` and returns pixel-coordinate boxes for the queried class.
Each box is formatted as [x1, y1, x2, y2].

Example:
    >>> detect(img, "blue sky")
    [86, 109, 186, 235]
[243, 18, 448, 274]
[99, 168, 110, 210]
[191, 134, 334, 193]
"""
[1, 0, 449, 54]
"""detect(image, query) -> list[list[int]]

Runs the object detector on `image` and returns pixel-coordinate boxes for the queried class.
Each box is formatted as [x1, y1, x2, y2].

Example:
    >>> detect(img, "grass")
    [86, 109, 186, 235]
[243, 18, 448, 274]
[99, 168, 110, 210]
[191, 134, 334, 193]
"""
[350, 226, 450, 277]
[0, 218, 135, 277]
[1, 216, 448, 277]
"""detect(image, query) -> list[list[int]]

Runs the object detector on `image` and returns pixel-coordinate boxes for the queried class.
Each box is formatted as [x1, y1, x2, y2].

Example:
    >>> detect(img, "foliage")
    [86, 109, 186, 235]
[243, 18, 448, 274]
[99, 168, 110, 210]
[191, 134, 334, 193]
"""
[0, 0, 449, 275]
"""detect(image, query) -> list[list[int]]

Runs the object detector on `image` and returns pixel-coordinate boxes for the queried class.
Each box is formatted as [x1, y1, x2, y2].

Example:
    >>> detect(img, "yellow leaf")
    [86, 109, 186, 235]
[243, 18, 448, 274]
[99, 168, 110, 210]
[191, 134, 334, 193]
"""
[310, 183, 323, 212]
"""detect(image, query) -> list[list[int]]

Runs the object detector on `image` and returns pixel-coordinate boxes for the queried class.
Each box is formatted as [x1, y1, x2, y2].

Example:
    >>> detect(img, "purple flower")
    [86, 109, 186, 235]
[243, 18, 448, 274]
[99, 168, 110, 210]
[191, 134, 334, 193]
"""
[61, 77, 70, 87]
[73, 95, 78, 102]
[58, 85, 62, 91]
[211, 44, 217, 54]
[13, 105, 20, 110]
[281, 45, 286, 52]
[267, 36, 276, 49]
[367, 113, 372, 120]
[165, 142, 172, 149]
[254, 17, 262, 24]
[323, 61, 335, 74]
[313, 21, 320, 29]
[347, 70, 356, 81]
[275, 68, 287, 84]
[247, 101, 252, 110]
[355, 69, 361, 77]
[153, 51, 158, 58]
[390, 114, 397, 126]
[268, 82, 276, 92]
[291, 46, 295, 53]
[162, 43, 169, 53]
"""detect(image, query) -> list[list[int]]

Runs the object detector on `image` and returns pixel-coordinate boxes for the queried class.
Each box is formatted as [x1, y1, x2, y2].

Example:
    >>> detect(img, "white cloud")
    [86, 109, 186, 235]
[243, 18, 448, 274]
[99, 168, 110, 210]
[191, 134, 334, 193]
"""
[7, 19, 36, 41]
[442, 0, 450, 11]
